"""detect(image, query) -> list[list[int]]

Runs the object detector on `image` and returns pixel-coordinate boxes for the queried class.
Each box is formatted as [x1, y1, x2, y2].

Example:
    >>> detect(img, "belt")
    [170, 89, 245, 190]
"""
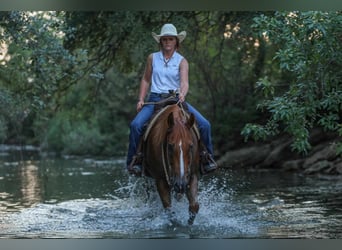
[151, 91, 179, 99]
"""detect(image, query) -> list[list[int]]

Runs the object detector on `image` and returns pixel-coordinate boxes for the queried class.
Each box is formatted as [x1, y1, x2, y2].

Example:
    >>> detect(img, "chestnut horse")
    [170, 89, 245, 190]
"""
[142, 103, 200, 225]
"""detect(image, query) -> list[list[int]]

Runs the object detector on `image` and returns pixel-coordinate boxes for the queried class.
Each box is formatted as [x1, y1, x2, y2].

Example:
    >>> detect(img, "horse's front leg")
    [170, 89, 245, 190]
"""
[186, 174, 199, 225]
[155, 179, 171, 209]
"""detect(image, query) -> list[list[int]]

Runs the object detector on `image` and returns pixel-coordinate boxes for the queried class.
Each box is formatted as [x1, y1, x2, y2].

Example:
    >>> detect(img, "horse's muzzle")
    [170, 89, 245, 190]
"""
[173, 177, 188, 194]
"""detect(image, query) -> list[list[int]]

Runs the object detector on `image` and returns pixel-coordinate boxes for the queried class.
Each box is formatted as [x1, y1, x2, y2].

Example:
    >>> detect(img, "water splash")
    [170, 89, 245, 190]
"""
[2, 170, 261, 238]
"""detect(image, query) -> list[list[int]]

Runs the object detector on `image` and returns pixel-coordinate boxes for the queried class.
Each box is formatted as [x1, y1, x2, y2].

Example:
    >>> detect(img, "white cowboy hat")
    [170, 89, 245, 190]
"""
[152, 23, 186, 43]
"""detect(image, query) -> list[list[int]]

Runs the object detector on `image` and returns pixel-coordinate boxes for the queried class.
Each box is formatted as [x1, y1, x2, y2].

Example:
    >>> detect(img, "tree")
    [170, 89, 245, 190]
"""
[242, 11, 342, 154]
[0, 11, 81, 144]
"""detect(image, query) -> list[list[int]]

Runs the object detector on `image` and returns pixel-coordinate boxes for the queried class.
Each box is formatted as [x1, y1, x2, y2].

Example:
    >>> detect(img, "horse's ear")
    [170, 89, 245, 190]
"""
[186, 113, 195, 129]
[168, 112, 174, 127]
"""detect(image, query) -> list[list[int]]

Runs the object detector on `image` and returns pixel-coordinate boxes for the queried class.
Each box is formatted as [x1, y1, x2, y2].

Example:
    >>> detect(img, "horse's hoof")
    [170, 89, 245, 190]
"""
[188, 217, 195, 225]
[188, 213, 196, 225]
[127, 165, 142, 177]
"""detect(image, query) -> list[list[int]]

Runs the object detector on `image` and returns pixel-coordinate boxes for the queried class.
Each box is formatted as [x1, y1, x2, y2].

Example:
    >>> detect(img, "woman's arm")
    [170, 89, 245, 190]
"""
[179, 58, 189, 103]
[137, 54, 153, 112]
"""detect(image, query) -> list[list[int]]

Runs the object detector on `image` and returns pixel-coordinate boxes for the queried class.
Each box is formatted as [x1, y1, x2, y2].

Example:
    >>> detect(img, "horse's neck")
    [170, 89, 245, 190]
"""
[143, 105, 175, 141]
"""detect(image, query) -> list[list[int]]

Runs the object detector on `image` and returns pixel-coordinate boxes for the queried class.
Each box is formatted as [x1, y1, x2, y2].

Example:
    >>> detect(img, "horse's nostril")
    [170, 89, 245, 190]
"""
[182, 183, 187, 192]
[174, 180, 187, 194]
[174, 184, 180, 193]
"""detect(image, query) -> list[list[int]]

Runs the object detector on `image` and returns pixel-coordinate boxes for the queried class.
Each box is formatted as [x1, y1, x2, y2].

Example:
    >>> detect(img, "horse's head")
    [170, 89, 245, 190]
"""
[144, 104, 200, 224]
[166, 108, 197, 194]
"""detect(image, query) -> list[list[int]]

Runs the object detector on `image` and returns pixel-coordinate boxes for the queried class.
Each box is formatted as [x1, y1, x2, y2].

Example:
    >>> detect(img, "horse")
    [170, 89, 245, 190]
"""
[142, 103, 200, 225]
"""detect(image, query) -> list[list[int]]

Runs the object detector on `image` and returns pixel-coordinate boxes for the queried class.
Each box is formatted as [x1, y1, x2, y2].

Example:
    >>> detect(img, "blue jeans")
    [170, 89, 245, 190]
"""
[126, 93, 214, 166]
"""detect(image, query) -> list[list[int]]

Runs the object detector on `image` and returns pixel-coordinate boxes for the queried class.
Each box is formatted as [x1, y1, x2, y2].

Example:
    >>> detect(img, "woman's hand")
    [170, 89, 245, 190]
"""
[136, 100, 144, 112]
[178, 93, 185, 103]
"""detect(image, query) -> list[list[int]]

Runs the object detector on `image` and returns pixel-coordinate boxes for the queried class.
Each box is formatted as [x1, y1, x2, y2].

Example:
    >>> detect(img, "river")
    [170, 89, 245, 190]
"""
[0, 148, 342, 238]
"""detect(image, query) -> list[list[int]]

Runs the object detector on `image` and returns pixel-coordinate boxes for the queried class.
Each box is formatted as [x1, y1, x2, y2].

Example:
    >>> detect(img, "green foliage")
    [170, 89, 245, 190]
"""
[183, 12, 265, 149]
[1, 12, 85, 107]
[43, 112, 105, 155]
[242, 123, 269, 141]
[61, 120, 105, 155]
[37, 65, 135, 156]
[256, 77, 274, 98]
[0, 87, 32, 143]
[29, 11, 266, 155]
[242, 11, 342, 154]
[2, 10, 340, 157]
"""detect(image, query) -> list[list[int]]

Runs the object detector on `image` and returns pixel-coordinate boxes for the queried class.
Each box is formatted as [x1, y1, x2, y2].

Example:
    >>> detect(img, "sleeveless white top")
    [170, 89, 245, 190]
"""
[151, 51, 183, 93]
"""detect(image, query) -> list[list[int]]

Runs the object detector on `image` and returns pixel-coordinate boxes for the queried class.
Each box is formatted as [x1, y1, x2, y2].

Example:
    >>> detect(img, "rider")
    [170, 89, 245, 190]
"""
[126, 23, 217, 176]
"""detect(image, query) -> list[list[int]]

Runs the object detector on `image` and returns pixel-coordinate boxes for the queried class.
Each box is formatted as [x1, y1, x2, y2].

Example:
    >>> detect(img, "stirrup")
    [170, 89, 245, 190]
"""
[200, 151, 218, 175]
[127, 153, 143, 176]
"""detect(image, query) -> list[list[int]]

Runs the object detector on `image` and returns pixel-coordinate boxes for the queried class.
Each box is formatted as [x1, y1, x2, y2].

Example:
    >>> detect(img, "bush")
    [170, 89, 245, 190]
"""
[242, 11, 342, 154]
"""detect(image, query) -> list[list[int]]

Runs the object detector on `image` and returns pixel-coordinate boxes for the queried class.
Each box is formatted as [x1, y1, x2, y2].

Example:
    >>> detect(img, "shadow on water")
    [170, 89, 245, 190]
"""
[1, 149, 342, 238]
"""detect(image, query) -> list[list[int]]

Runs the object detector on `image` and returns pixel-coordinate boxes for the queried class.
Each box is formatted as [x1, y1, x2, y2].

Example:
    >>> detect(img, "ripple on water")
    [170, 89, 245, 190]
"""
[5, 169, 341, 239]
[2, 172, 261, 238]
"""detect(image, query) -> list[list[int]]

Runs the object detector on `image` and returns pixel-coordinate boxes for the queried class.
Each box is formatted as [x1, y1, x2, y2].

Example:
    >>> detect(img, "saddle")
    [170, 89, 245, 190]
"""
[137, 99, 200, 177]
[143, 99, 200, 142]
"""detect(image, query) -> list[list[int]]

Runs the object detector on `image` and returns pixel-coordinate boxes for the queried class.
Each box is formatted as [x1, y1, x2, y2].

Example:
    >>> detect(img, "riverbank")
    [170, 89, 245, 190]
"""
[2, 128, 342, 177]
[217, 128, 342, 176]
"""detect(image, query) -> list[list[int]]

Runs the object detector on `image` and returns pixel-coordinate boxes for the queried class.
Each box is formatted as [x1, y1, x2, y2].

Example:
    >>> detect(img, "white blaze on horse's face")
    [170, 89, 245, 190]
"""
[179, 140, 185, 178]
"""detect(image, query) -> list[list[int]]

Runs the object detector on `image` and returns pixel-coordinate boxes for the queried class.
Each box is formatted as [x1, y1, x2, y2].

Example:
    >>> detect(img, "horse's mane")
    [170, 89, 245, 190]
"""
[151, 104, 189, 146]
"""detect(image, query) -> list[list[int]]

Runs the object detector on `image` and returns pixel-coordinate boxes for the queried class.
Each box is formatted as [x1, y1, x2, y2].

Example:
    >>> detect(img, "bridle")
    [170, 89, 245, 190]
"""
[161, 104, 194, 188]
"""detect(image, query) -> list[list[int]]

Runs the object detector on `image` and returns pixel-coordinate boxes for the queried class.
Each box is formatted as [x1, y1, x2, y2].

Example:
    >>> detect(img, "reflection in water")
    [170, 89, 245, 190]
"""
[0, 161, 41, 211]
[20, 163, 41, 207]
[1, 151, 342, 238]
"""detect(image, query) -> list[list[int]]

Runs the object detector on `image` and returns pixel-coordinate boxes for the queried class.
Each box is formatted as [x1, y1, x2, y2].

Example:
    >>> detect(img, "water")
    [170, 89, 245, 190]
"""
[0, 149, 342, 238]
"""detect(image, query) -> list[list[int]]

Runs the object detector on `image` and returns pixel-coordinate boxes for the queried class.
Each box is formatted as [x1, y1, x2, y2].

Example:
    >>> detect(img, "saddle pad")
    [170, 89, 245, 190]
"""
[143, 105, 200, 141]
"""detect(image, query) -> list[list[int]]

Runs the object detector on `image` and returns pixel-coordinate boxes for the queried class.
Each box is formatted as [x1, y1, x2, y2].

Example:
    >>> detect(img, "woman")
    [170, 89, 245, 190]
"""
[126, 23, 217, 176]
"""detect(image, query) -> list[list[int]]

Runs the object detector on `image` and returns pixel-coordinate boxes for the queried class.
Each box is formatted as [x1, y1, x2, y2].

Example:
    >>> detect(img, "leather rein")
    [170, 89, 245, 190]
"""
[161, 103, 194, 187]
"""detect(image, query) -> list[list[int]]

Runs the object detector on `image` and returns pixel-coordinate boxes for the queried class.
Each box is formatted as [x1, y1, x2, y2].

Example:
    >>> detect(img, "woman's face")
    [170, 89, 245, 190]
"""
[160, 36, 177, 51]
